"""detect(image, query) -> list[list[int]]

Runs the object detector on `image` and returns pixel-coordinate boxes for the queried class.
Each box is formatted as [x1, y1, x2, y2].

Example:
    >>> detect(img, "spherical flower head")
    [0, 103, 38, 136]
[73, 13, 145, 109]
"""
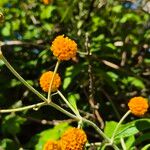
[128, 97, 149, 116]
[43, 140, 60, 150]
[60, 128, 87, 150]
[51, 35, 77, 61]
[39, 71, 61, 92]
[43, 0, 53, 5]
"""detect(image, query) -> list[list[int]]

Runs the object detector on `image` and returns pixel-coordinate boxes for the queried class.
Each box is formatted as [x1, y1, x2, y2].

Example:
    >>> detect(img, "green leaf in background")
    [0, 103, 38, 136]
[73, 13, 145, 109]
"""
[0, 139, 19, 150]
[40, 5, 55, 19]
[115, 119, 150, 139]
[1, 22, 11, 36]
[112, 5, 122, 13]
[120, 13, 141, 23]
[1, 114, 26, 135]
[63, 66, 73, 90]
[141, 144, 150, 150]
[107, 71, 119, 82]
[135, 133, 150, 145]
[122, 76, 145, 89]
[63, 65, 82, 90]
[34, 123, 70, 150]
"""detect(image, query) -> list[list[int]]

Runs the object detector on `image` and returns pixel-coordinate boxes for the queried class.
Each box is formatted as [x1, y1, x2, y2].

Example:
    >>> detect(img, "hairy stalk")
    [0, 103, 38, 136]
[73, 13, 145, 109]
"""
[57, 90, 80, 117]
[83, 118, 120, 149]
[83, 118, 111, 142]
[47, 60, 60, 103]
[86, 142, 102, 147]
[0, 102, 46, 113]
[111, 110, 131, 142]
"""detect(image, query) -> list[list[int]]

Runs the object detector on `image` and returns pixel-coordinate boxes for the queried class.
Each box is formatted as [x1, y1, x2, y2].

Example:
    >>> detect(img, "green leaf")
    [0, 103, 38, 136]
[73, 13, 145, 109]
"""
[0, 139, 18, 150]
[115, 119, 150, 139]
[68, 93, 80, 111]
[104, 121, 118, 138]
[40, 5, 55, 19]
[63, 65, 82, 90]
[120, 13, 141, 23]
[122, 76, 145, 89]
[1, 22, 11, 36]
[141, 144, 150, 150]
[107, 71, 119, 82]
[1, 114, 26, 135]
[125, 136, 135, 149]
[135, 133, 150, 145]
[112, 5, 122, 13]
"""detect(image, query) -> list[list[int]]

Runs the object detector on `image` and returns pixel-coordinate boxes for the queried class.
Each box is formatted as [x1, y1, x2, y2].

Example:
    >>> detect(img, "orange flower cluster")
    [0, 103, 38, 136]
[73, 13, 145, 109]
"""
[51, 35, 77, 61]
[43, 128, 87, 150]
[128, 96, 149, 116]
[43, 140, 61, 150]
[39, 71, 61, 92]
[43, 0, 53, 5]
[60, 128, 87, 150]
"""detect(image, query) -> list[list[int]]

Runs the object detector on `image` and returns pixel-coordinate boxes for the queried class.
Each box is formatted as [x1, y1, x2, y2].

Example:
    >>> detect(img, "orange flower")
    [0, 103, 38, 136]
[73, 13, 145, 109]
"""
[43, 0, 53, 5]
[128, 96, 149, 116]
[39, 71, 61, 92]
[60, 128, 87, 150]
[51, 35, 77, 61]
[43, 140, 60, 150]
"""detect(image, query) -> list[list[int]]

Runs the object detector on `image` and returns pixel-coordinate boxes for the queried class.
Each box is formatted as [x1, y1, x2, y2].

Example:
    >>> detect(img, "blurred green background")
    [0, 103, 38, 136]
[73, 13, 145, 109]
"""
[0, 0, 150, 149]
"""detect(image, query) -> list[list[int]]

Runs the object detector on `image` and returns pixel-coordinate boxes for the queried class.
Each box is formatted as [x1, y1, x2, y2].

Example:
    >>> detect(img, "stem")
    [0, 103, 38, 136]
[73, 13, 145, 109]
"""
[1, 54, 48, 103]
[111, 110, 131, 142]
[0, 102, 46, 113]
[49, 102, 78, 120]
[82, 118, 111, 142]
[86, 142, 102, 147]
[57, 90, 80, 117]
[120, 138, 126, 150]
[47, 60, 60, 102]
[83, 118, 120, 149]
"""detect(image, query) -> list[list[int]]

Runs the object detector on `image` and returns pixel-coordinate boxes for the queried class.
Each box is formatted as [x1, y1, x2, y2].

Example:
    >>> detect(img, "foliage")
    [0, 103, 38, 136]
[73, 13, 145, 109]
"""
[0, 0, 150, 149]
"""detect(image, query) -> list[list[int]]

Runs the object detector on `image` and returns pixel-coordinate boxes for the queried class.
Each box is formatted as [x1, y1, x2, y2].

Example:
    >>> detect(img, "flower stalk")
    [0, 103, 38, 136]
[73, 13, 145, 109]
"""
[47, 60, 60, 103]
[111, 110, 131, 142]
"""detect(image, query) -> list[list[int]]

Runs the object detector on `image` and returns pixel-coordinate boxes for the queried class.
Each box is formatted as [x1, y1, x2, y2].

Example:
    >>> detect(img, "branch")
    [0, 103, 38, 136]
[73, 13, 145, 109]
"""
[0, 102, 46, 113]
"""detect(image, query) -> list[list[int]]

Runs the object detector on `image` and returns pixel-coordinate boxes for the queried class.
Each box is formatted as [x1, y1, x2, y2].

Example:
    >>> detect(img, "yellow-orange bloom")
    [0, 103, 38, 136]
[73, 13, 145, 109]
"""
[51, 35, 77, 61]
[60, 128, 87, 150]
[43, 0, 53, 5]
[43, 140, 60, 150]
[39, 71, 61, 92]
[128, 96, 149, 116]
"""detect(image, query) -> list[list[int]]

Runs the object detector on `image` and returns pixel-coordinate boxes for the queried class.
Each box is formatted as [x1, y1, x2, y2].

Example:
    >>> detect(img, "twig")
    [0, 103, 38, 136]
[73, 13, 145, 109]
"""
[0, 102, 46, 113]
[85, 32, 104, 129]
[0, 40, 44, 47]
[111, 110, 131, 143]
[27, 117, 76, 125]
